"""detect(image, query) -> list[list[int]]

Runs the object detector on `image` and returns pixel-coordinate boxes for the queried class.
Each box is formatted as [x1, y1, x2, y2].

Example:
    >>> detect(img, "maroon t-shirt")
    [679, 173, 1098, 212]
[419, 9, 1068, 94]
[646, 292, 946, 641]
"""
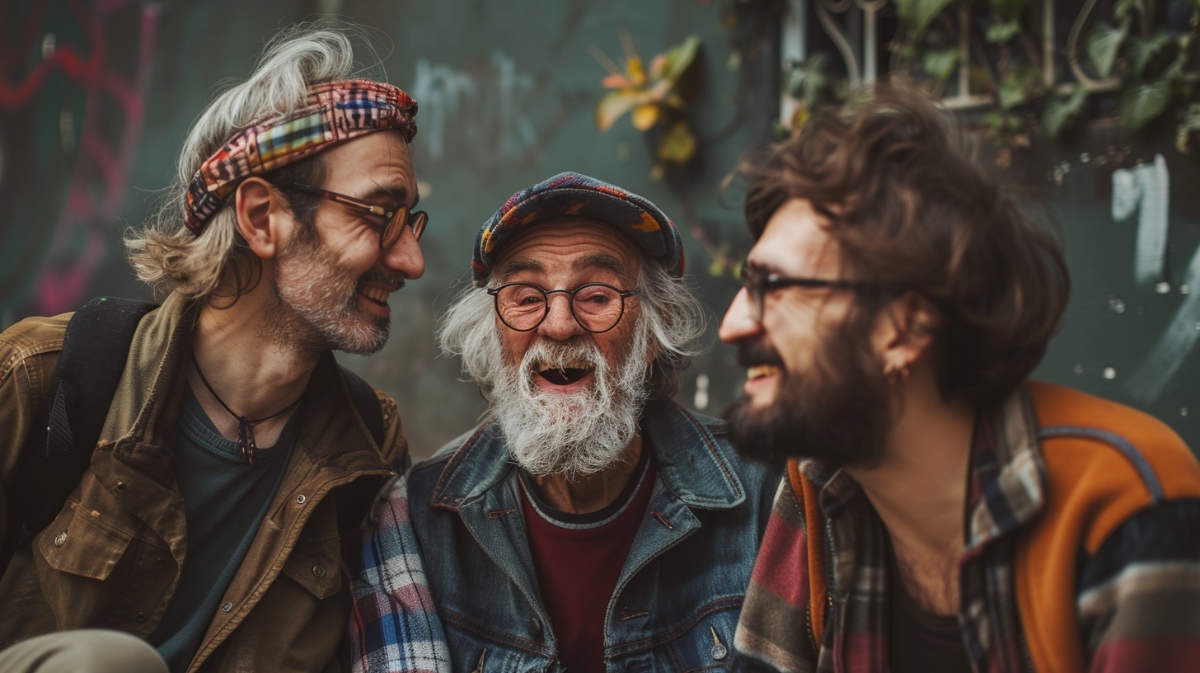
[519, 453, 657, 673]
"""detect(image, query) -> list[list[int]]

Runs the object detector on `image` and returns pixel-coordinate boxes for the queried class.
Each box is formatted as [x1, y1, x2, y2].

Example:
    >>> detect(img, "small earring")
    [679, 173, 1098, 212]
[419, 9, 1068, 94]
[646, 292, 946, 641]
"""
[885, 363, 910, 385]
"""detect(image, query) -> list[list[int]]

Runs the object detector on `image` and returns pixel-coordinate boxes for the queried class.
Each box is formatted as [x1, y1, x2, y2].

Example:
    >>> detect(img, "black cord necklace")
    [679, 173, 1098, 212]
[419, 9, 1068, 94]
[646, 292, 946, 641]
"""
[190, 352, 304, 464]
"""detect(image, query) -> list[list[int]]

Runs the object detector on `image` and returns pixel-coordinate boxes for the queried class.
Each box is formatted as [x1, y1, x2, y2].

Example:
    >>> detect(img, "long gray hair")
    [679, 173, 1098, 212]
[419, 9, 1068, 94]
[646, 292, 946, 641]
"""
[125, 24, 375, 301]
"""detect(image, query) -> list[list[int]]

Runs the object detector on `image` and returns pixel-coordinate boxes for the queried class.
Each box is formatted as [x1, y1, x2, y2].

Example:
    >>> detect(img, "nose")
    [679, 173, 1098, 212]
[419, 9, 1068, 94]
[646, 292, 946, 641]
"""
[719, 288, 761, 345]
[382, 225, 425, 279]
[537, 293, 583, 341]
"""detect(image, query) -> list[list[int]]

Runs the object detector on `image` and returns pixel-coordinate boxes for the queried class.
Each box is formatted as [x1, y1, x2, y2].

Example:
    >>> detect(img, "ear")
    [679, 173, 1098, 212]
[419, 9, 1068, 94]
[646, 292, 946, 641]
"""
[234, 177, 290, 259]
[870, 291, 941, 373]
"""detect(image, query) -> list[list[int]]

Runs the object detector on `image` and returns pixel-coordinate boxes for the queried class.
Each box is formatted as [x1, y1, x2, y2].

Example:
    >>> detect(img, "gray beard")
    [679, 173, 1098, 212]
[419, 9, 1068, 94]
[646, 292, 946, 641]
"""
[265, 233, 394, 358]
[488, 322, 653, 481]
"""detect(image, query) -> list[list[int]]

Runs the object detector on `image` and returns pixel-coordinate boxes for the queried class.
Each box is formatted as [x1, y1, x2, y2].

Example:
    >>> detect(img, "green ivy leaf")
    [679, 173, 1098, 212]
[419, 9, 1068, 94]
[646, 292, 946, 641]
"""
[1042, 88, 1089, 138]
[923, 48, 960, 83]
[1086, 21, 1128, 79]
[996, 66, 1041, 109]
[786, 54, 829, 107]
[1114, 0, 1144, 22]
[986, 19, 1021, 44]
[987, 0, 1029, 20]
[1177, 103, 1200, 153]
[895, 0, 957, 35]
[997, 77, 1025, 108]
[1126, 32, 1177, 81]
[1118, 79, 1172, 130]
[983, 109, 1024, 138]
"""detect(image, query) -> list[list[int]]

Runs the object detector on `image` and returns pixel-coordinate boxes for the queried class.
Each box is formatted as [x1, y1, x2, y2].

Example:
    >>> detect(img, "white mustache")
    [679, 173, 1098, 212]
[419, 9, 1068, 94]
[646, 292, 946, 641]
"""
[522, 340, 602, 378]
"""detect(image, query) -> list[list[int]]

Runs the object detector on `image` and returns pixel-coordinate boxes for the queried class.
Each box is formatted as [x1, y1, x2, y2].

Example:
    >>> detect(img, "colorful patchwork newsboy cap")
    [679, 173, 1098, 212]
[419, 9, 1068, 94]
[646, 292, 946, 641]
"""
[472, 172, 685, 285]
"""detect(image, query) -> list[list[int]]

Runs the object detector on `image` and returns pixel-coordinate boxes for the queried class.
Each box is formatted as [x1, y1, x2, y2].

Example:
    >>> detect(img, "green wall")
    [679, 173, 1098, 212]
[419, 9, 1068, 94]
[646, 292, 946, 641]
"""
[3, 0, 1196, 457]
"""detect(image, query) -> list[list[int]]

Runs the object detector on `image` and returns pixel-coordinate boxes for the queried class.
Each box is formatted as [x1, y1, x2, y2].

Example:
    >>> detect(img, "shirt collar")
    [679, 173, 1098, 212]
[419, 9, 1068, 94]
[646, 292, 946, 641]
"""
[806, 384, 1047, 547]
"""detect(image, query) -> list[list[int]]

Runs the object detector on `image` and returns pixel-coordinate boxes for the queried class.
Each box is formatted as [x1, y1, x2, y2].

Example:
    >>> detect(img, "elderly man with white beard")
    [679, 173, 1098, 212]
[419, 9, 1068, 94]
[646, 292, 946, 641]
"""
[352, 173, 778, 672]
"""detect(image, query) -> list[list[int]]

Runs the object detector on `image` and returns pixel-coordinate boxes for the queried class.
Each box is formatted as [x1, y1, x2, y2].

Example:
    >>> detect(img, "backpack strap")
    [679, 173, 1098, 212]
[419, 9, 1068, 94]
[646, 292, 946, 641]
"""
[2, 297, 156, 568]
[335, 366, 388, 536]
[339, 366, 384, 448]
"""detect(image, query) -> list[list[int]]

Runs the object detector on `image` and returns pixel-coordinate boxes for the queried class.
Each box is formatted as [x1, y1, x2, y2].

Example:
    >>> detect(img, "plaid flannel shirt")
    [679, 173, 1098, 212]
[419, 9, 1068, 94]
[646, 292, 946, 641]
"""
[348, 472, 451, 673]
[734, 383, 1200, 673]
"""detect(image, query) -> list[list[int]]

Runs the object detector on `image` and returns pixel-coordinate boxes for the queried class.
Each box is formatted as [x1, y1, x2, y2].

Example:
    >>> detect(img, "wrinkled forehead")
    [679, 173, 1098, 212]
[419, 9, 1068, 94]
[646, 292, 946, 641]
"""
[319, 130, 415, 190]
[493, 217, 642, 282]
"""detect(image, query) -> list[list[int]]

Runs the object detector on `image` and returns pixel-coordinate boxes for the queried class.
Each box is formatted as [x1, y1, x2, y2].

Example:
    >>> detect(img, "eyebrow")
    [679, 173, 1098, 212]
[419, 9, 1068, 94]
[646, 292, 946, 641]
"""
[496, 252, 630, 282]
[360, 184, 415, 209]
[575, 252, 628, 277]
[497, 257, 544, 280]
[742, 260, 776, 276]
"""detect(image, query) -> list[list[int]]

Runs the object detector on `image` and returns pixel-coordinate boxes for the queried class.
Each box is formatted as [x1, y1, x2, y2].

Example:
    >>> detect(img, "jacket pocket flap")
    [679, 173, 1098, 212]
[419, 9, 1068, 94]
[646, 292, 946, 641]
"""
[281, 537, 342, 600]
[38, 506, 133, 580]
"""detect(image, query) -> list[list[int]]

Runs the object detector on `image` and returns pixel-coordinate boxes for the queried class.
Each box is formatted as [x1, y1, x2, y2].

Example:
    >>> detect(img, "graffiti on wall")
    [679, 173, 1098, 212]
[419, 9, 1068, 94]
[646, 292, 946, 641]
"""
[409, 51, 580, 171]
[0, 0, 159, 315]
[1112, 155, 1200, 404]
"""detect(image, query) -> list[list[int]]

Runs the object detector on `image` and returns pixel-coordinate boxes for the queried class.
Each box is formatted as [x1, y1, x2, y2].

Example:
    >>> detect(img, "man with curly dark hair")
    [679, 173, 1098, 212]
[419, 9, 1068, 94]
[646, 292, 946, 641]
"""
[721, 86, 1200, 673]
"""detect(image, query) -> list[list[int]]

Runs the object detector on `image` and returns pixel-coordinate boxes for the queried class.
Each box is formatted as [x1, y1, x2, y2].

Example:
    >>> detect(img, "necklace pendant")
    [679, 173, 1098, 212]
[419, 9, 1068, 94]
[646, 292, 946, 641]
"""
[238, 418, 257, 465]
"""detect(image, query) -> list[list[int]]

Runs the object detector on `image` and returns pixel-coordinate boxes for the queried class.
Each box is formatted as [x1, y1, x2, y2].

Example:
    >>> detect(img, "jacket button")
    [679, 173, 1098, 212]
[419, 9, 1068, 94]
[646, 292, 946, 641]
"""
[155, 557, 165, 567]
[711, 642, 728, 660]
[135, 612, 147, 622]
[529, 617, 543, 639]
[54, 532, 67, 547]
[312, 565, 326, 578]
[222, 602, 233, 612]
[115, 481, 128, 492]
[295, 494, 307, 505]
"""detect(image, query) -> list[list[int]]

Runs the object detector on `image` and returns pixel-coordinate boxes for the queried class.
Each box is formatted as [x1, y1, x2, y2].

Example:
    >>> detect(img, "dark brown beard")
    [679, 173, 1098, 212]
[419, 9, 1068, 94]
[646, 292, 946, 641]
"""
[723, 319, 892, 470]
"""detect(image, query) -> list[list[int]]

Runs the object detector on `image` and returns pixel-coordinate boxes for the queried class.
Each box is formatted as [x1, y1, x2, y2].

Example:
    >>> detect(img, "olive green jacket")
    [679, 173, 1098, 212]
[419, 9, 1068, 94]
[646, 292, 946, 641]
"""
[0, 293, 403, 673]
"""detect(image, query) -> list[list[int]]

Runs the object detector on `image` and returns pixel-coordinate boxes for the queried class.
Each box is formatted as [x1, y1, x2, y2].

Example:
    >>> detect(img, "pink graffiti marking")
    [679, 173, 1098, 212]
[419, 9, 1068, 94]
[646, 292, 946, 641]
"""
[1, 0, 159, 313]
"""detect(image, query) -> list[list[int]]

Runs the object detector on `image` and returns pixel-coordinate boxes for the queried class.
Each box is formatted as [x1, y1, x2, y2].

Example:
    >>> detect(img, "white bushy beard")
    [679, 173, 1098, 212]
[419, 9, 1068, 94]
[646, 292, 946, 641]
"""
[488, 319, 653, 481]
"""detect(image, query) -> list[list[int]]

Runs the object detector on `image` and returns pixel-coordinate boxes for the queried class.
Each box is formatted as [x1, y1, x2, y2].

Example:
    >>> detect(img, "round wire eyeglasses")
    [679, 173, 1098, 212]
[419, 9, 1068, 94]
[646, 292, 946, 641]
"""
[487, 282, 639, 333]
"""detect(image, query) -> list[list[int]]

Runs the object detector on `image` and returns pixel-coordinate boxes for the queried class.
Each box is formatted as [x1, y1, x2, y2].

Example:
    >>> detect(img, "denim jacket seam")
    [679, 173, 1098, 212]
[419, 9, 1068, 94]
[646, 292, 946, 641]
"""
[605, 594, 745, 656]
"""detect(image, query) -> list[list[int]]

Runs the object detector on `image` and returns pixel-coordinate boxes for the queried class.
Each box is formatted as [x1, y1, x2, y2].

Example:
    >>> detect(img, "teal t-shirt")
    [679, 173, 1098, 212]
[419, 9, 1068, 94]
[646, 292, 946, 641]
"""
[151, 386, 301, 672]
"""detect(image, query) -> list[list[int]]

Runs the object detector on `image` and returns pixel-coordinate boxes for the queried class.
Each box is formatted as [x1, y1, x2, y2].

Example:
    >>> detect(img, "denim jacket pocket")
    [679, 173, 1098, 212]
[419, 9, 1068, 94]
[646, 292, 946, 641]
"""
[37, 502, 134, 580]
[282, 536, 343, 600]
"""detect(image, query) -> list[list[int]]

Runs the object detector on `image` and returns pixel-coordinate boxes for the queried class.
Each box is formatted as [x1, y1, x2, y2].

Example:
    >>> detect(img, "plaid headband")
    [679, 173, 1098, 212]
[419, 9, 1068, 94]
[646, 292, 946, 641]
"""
[184, 79, 418, 232]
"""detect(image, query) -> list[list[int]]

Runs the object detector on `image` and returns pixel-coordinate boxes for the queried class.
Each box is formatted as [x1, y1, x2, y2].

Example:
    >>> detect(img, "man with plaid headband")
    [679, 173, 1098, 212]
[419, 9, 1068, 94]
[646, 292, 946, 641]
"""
[352, 172, 778, 672]
[0, 27, 446, 673]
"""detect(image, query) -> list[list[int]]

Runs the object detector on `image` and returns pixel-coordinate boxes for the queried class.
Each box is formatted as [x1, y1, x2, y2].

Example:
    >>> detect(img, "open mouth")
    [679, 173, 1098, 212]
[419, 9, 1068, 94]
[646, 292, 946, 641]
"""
[359, 286, 392, 306]
[537, 367, 592, 386]
[747, 364, 781, 380]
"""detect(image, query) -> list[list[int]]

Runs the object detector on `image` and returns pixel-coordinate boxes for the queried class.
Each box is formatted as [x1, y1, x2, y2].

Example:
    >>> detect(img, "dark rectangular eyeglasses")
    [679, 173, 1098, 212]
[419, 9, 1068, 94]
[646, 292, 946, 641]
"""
[740, 264, 874, 322]
[275, 181, 427, 249]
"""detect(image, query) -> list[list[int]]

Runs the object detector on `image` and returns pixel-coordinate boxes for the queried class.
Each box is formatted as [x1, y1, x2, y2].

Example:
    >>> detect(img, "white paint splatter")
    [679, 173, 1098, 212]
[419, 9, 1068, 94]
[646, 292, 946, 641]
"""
[1112, 154, 1170, 287]
[1125, 244, 1200, 402]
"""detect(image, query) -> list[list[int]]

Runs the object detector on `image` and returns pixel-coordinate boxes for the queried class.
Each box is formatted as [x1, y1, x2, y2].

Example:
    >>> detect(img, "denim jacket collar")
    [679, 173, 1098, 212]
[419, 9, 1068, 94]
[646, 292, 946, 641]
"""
[429, 398, 748, 512]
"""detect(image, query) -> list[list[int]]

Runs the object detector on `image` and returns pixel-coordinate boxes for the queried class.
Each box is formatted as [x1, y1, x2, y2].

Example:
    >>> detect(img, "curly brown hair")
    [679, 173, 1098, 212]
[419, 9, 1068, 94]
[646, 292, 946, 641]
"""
[737, 84, 1070, 406]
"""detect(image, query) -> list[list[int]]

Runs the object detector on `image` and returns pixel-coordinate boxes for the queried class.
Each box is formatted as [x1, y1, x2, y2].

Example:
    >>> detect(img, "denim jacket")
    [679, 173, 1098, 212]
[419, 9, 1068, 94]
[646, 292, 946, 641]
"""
[407, 399, 779, 672]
